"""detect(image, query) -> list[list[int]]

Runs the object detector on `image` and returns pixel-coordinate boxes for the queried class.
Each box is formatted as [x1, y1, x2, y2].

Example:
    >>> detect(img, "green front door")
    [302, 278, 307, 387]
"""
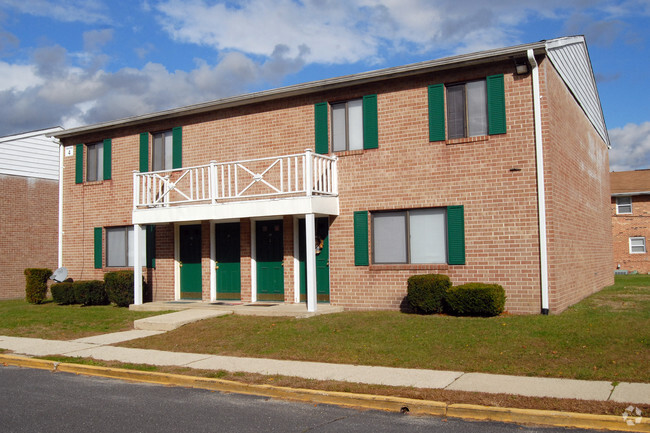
[216, 222, 241, 300]
[299, 217, 330, 303]
[256, 220, 284, 301]
[180, 224, 202, 299]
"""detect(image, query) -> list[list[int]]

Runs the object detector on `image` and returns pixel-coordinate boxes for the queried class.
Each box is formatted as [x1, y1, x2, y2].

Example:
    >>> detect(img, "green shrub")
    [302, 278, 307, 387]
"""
[51, 282, 76, 305]
[406, 274, 451, 314]
[445, 283, 506, 317]
[104, 271, 149, 307]
[73, 280, 109, 306]
[24, 268, 53, 304]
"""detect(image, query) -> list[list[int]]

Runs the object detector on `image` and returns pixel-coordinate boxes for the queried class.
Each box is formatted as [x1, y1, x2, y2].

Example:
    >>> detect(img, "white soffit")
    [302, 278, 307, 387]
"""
[545, 36, 610, 146]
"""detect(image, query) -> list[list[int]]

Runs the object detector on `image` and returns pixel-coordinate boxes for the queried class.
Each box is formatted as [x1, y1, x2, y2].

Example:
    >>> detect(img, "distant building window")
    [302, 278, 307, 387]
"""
[447, 79, 488, 139]
[332, 99, 363, 152]
[616, 197, 632, 214]
[86, 142, 104, 181]
[152, 130, 173, 171]
[106, 226, 146, 267]
[629, 237, 646, 254]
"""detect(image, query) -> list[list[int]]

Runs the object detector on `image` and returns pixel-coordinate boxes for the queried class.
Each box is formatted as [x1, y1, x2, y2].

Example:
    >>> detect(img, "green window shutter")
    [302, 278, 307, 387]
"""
[487, 74, 506, 135]
[172, 126, 182, 169]
[428, 84, 446, 141]
[447, 205, 466, 265]
[362, 94, 378, 149]
[139, 133, 149, 172]
[146, 225, 156, 269]
[94, 227, 103, 269]
[102, 139, 112, 180]
[353, 211, 369, 266]
[75, 144, 84, 184]
[314, 102, 329, 154]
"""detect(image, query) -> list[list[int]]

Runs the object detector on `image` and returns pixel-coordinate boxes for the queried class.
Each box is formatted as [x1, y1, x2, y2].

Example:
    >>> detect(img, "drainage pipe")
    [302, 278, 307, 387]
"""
[57, 139, 63, 269]
[527, 48, 550, 315]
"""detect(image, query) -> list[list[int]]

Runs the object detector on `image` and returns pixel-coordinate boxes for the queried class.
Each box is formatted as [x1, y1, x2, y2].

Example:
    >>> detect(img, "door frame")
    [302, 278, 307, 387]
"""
[174, 222, 203, 300]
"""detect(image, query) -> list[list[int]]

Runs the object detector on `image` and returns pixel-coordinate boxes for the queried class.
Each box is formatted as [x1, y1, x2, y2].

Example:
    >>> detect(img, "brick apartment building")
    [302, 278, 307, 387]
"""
[611, 170, 650, 273]
[0, 127, 62, 299]
[51, 36, 612, 314]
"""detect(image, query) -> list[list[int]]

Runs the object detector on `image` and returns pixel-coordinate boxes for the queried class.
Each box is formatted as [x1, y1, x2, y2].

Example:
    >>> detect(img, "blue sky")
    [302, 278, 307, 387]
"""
[0, 0, 649, 170]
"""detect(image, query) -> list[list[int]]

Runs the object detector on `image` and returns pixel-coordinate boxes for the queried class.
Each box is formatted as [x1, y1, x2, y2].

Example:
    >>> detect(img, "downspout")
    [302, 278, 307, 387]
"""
[56, 139, 64, 269]
[527, 49, 550, 315]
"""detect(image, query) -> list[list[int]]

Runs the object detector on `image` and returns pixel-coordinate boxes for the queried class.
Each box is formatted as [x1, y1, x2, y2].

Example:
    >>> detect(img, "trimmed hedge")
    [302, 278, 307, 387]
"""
[445, 283, 506, 317]
[24, 268, 52, 304]
[406, 274, 451, 314]
[51, 282, 76, 305]
[74, 280, 109, 306]
[105, 271, 149, 307]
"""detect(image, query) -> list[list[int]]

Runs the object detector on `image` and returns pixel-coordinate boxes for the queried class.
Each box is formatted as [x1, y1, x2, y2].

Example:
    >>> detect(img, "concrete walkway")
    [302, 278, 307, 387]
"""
[1, 308, 648, 406]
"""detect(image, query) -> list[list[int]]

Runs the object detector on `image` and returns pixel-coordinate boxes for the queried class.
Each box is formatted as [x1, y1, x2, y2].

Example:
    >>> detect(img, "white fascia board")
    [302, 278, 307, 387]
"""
[132, 196, 339, 225]
[612, 192, 650, 197]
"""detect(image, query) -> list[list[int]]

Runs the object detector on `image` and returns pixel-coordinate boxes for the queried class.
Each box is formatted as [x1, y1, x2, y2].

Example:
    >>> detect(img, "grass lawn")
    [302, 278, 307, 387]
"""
[119, 275, 650, 383]
[0, 299, 164, 340]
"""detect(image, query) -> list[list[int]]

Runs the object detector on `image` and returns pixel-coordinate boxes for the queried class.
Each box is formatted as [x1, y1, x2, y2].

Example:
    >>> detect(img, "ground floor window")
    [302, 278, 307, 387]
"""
[372, 208, 447, 264]
[106, 226, 146, 267]
[629, 237, 646, 254]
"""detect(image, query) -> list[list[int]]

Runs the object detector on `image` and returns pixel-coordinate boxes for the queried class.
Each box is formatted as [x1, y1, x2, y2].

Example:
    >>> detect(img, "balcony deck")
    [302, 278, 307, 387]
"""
[132, 150, 338, 224]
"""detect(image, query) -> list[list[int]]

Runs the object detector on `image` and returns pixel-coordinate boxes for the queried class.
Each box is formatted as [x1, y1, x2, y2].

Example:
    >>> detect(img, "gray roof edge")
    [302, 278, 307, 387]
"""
[52, 40, 551, 139]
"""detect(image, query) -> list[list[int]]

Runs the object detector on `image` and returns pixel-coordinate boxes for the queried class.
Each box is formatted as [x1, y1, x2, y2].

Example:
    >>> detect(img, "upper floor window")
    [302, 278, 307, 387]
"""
[86, 142, 104, 181]
[332, 99, 363, 152]
[630, 237, 646, 254]
[152, 130, 173, 172]
[447, 80, 488, 139]
[616, 196, 632, 214]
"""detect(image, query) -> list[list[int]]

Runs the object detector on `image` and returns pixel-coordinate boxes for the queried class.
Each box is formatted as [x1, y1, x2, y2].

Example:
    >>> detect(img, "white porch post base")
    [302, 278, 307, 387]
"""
[305, 213, 317, 312]
[133, 224, 144, 305]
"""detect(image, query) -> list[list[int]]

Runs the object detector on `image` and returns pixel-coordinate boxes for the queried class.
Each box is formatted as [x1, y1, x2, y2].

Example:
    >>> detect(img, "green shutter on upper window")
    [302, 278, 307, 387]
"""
[102, 139, 112, 180]
[314, 102, 329, 154]
[362, 94, 378, 149]
[75, 144, 84, 184]
[447, 205, 465, 265]
[139, 133, 149, 172]
[353, 211, 369, 266]
[94, 227, 103, 269]
[146, 225, 156, 269]
[487, 74, 506, 135]
[428, 84, 446, 141]
[172, 126, 182, 169]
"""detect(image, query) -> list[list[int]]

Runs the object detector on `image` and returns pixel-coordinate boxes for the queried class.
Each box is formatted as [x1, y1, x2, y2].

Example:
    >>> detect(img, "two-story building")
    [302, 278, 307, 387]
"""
[51, 36, 613, 314]
[611, 170, 650, 273]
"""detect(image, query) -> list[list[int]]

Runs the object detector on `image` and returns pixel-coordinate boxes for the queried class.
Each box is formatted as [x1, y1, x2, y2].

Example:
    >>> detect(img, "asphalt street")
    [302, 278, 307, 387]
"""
[0, 366, 630, 433]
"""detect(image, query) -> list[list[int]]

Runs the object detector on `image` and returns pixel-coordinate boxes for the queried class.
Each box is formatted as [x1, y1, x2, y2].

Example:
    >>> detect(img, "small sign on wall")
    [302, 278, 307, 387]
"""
[65, 146, 74, 157]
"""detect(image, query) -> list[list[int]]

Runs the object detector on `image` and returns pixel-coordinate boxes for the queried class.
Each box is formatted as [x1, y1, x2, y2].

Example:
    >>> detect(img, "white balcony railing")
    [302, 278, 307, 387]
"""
[134, 150, 338, 209]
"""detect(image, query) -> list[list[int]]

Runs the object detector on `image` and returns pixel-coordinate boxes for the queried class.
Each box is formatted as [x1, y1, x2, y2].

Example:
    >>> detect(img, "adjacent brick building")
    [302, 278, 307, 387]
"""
[0, 127, 62, 299]
[611, 170, 650, 273]
[52, 36, 613, 314]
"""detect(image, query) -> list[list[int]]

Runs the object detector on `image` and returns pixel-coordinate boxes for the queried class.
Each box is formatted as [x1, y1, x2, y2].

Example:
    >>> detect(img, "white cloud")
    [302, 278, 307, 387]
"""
[2, 0, 109, 23]
[609, 122, 650, 171]
[0, 62, 43, 91]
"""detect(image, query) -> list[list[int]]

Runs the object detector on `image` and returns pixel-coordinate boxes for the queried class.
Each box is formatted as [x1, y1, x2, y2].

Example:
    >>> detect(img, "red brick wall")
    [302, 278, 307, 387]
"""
[612, 195, 650, 273]
[542, 58, 614, 313]
[58, 57, 612, 313]
[0, 174, 58, 299]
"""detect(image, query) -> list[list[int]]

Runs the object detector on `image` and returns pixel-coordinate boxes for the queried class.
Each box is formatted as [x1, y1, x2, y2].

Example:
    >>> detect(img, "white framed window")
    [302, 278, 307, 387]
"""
[630, 237, 646, 254]
[86, 141, 104, 181]
[372, 208, 447, 264]
[616, 196, 632, 214]
[332, 99, 363, 152]
[447, 79, 488, 139]
[152, 130, 173, 171]
[106, 226, 146, 267]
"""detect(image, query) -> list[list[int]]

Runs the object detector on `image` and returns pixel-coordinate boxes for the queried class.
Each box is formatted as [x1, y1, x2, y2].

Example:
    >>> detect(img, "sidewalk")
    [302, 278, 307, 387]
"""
[0, 308, 648, 406]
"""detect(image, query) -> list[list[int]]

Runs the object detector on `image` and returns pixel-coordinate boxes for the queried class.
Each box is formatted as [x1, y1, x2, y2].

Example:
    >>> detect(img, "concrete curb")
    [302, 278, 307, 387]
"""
[1, 354, 648, 432]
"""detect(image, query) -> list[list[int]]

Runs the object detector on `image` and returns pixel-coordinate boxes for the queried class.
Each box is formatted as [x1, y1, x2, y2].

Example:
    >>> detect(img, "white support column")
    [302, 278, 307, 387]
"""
[210, 222, 216, 302]
[133, 224, 144, 305]
[250, 220, 257, 303]
[305, 213, 317, 312]
[293, 217, 300, 304]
